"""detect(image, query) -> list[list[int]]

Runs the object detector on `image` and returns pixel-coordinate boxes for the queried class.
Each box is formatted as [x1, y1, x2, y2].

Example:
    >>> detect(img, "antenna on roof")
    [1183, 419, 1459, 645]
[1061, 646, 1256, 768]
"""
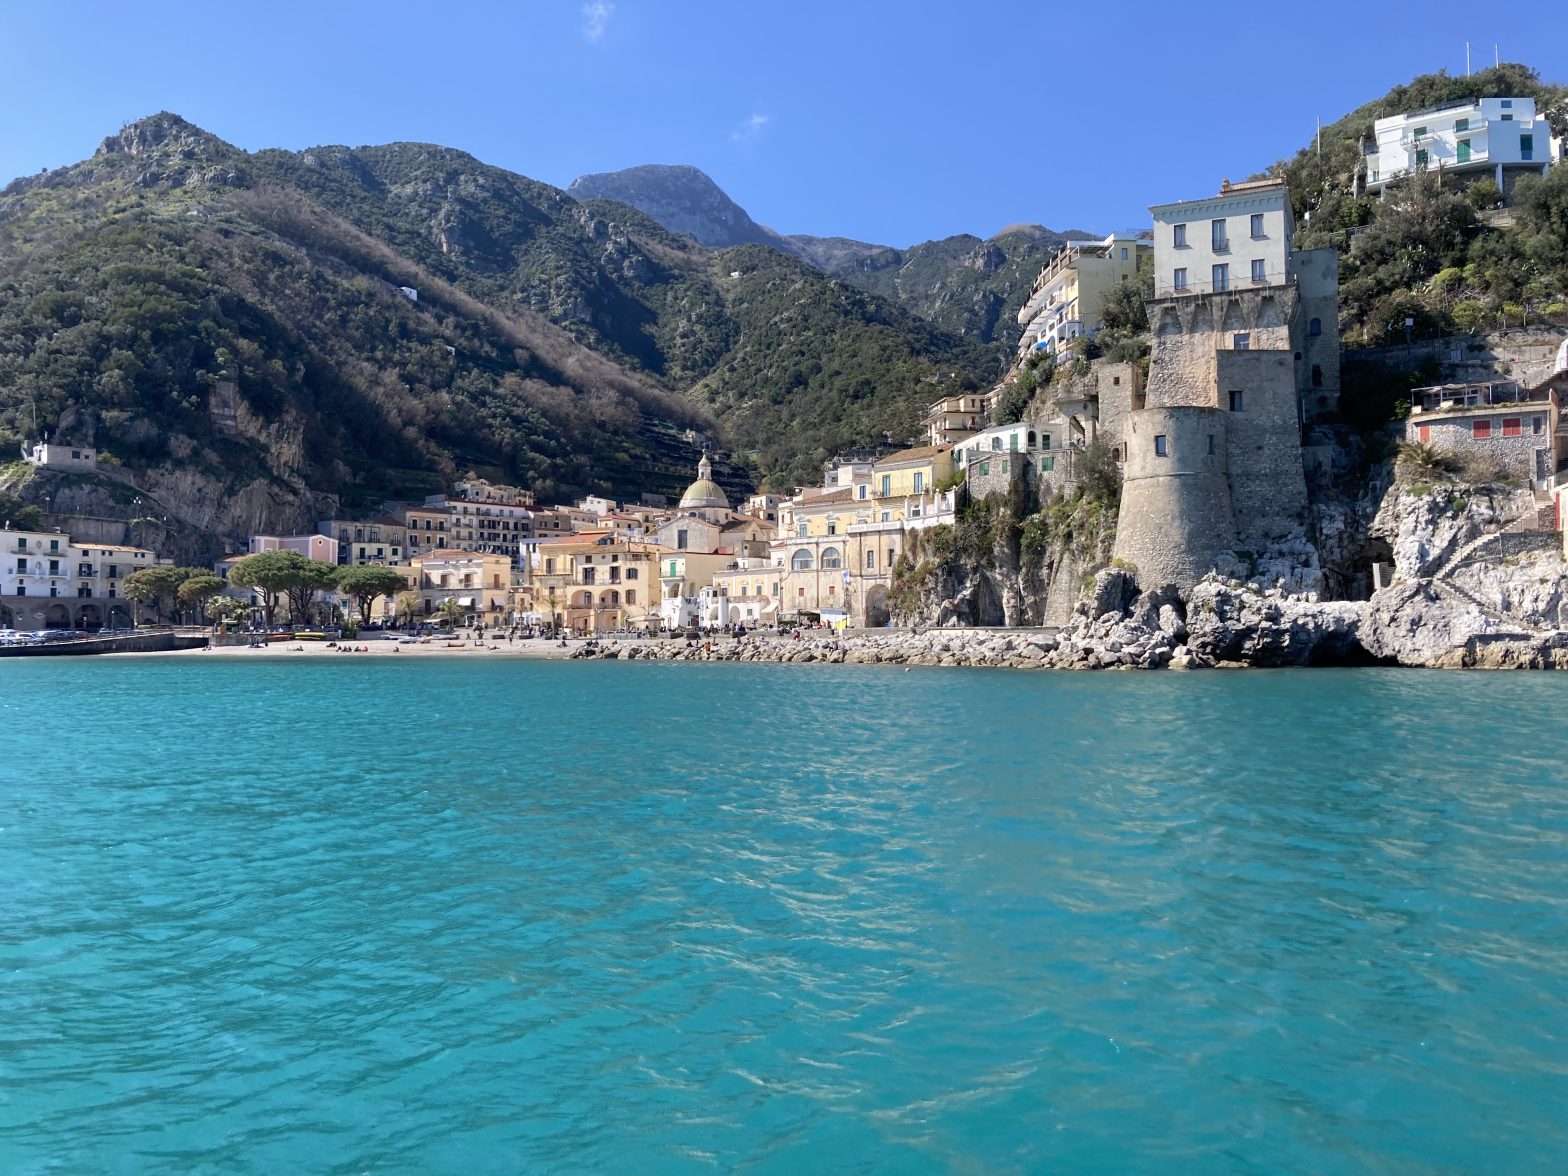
[1466, 42, 1471, 76]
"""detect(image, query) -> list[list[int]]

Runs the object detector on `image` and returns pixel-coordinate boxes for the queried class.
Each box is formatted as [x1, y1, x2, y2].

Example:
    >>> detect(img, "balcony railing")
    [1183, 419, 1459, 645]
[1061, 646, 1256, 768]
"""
[1154, 270, 1293, 298]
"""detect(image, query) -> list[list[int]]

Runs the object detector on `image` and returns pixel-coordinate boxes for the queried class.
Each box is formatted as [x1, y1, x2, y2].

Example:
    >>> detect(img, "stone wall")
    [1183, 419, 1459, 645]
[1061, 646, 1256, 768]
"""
[1410, 410, 1552, 483]
[1144, 287, 1296, 408]
[1216, 350, 1311, 544]
[965, 451, 1030, 501]
[1112, 406, 1236, 586]
[1295, 247, 1341, 422]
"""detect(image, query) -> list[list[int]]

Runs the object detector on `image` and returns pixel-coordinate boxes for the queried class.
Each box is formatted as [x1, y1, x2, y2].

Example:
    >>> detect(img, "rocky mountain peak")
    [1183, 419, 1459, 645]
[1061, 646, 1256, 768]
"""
[567, 163, 790, 252]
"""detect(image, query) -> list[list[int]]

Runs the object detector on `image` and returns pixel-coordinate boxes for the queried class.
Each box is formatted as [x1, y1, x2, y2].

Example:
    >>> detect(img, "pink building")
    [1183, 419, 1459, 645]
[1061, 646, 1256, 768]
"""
[250, 534, 338, 563]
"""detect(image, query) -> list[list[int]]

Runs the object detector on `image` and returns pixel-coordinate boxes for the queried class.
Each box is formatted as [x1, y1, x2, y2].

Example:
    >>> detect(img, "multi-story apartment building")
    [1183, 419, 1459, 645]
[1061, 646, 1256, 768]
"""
[708, 557, 781, 628]
[398, 504, 452, 559]
[921, 392, 989, 446]
[1016, 233, 1153, 361]
[318, 518, 408, 566]
[1365, 96, 1559, 198]
[409, 549, 513, 626]
[532, 534, 661, 634]
[0, 528, 155, 630]
[657, 551, 738, 630]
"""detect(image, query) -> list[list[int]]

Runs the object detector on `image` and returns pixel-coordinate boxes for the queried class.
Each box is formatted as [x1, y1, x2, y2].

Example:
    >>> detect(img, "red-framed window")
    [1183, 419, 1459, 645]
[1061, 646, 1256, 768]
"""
[1472, 419, 1492, 440]
[1502, 418, 1522, 437]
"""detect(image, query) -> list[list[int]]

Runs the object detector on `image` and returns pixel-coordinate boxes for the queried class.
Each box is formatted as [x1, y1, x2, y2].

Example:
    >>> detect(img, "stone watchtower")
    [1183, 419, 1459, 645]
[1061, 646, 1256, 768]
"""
[1110, 178, 1334, 589]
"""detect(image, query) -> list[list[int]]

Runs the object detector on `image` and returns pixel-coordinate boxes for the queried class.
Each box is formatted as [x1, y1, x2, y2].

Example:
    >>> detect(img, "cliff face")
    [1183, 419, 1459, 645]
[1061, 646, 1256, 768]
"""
[891, 481, 1118, 628]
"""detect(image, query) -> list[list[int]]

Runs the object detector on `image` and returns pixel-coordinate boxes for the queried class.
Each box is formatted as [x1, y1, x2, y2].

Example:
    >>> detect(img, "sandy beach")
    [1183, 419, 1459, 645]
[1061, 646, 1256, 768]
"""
[116, 636, 577, 659]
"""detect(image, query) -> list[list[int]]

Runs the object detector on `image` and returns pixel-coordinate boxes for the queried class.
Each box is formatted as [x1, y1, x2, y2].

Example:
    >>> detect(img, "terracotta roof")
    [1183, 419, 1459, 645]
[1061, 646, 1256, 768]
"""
[875, 444, 950, 466]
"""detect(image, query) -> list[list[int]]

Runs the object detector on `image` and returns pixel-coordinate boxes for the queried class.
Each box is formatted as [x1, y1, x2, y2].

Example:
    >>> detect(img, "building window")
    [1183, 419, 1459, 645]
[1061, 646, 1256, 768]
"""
[1501, 114, 1514, 121]
[1502, 418, 1522, 437]
[1229, 390, 1245, 412]
[1173, 267, 1188, 291]
[1456, 117, 1470, 132]
[978, 461, 989, 476]
[880, 511, 890, 522]
[1207, 435, 1216, 455]
[1533, 416, 1544, 436]
[1041, 456, 1054, 472]
[1521, 135, 1534, 161]
[1472, 419, 1492, 439]
[822, 547, 842, 569]
[1309, 317, 1322, 336]
[797, 586, 805, 598]
[1212, 263, 1229, 292]
[857, 484, 867, 500]
[1009, 434, 1019, 451]
[912, 472, 924, 493]
[1415, 149, 1429, 166]
[1251, 259, 1266, 283]
[1250, 213, 1265, 239]
[1173, 223, 1187, 247]
[1501, 99, 1512, 108]
[1418, 425, 1431, 444]
[827, 585, 836, 597]
[1211, 220, 1228, 251]
[1154, 435, 1168, 457]
[1457, 139, 1471, 164]
[866, 550, 875, 569]
[880, 475, 891, 497]
[625, 589, 636, 605]
[1311, 364, 1324, 388]
[1233, 332, 1250, 351]
[991, 437, 1002, 451]
[791, 549, 814, 570]
[827, 520, 837, 536]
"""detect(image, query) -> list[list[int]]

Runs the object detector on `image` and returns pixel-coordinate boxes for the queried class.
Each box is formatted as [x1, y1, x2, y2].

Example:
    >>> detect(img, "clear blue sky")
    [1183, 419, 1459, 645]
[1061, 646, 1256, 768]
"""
[3, 1, 1565, 247]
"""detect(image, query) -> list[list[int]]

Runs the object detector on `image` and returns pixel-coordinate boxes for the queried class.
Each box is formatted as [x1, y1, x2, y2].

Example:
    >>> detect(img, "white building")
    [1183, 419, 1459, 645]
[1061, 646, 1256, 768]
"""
[23, 442, 98, 471]
[1365, 96, 1559, 197]
[952, 422, 1049, 470]
[0, 528, 154, 630]
[1150, 178, 1297, 298]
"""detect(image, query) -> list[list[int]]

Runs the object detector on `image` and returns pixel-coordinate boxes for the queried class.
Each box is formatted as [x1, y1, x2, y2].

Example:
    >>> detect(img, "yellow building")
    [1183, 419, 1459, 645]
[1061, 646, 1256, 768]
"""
[534, 533, 662, 634]
[410, 549, 512, 626]
[921, 392, 988, 446]
[1015, 233, 1152, 362]
[872, 444, 955, 523]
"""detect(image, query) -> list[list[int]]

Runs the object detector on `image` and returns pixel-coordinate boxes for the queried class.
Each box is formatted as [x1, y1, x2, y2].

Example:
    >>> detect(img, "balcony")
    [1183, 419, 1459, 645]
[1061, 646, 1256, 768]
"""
[1154, 270, 1293, 298]
[1410, 381, 1529, 416]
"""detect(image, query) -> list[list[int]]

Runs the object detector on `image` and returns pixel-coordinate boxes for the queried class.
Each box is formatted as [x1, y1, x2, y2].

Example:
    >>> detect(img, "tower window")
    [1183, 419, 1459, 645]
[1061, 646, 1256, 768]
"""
[1154, 435, 1168, 457]
[1229, 390, 1245, 412]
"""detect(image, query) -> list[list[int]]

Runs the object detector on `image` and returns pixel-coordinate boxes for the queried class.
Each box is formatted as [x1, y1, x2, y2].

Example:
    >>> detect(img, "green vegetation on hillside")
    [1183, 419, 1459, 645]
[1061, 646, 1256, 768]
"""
[1264, 64, 1568, 344]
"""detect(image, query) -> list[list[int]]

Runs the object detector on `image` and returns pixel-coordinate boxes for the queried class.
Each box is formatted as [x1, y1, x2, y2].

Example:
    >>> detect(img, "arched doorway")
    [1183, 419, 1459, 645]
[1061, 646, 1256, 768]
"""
[45, 603, 71, 629]
[77, 603, 103, 632]
[864, 585, 890, 628]
[108, 604, 132, 630]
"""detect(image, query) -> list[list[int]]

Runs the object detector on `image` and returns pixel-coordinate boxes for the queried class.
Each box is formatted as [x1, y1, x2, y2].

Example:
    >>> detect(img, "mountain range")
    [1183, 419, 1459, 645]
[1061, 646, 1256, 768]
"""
[0, 114, 1075, 544]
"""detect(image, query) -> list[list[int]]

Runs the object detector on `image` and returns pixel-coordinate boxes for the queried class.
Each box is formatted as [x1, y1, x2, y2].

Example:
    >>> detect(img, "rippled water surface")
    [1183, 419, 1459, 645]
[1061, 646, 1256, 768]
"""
[3, 659, 1567, 1173]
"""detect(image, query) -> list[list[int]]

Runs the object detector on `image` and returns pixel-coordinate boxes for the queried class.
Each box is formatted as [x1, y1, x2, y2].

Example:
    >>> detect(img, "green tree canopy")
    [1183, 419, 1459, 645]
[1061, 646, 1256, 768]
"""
[176, 572, 227, 621]
[228, 550, 339, 626]
[337, 565, 411, 626]
[122, 565, 204, 622]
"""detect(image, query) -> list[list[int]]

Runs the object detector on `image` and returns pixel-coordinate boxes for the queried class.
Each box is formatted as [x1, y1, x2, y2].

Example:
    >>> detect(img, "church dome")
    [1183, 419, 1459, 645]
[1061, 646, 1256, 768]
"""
[679, 453, 729, 510]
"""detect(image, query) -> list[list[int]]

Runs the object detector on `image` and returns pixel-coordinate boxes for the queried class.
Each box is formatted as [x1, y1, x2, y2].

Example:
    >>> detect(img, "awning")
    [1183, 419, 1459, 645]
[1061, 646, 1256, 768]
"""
[457, 596, 476, 607]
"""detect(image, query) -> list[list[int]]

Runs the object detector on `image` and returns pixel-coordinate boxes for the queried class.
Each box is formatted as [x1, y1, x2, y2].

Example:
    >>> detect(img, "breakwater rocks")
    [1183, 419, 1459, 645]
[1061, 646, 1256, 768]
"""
[571, 573, 1371, 672]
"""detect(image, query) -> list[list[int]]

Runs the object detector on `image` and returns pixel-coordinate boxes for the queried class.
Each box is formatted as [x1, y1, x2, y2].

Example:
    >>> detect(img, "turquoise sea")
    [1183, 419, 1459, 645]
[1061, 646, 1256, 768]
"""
[2, 659, 1566, 1174]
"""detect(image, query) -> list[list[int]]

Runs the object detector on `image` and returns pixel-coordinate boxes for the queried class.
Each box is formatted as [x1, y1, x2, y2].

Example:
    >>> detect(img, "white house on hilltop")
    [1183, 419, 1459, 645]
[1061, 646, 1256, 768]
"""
[1364, 96, 1559, 197]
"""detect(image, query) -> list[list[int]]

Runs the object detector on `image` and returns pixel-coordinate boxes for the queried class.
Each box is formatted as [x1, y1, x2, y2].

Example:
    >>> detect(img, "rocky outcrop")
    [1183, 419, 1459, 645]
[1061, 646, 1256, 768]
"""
[567, 164, 792, 253]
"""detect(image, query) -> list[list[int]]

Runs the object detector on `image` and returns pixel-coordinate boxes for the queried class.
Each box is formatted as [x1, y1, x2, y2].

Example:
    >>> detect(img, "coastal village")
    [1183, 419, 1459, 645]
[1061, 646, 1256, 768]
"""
[4, 94, 1568, 668]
